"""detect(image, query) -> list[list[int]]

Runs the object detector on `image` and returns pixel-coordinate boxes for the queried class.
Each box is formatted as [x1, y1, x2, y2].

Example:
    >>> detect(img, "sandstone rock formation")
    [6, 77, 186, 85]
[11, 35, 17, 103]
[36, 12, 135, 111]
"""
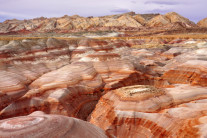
[163, 60, 207, 86]
[1, 35, 207, 137]
[165, 12, 196, 27]
[162, 48, 207, 86]
[0, 38, 153, 120]
[0, 111, 107, 138]
[146, 12, 196, 28]
[198, 17, 207, 28]
[0, 12, 196, 34]
[90, 84, 207, 137]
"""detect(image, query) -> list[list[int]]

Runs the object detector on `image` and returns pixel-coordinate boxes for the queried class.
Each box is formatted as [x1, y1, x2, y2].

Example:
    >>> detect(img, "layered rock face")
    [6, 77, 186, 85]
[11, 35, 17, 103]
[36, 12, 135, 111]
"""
[0, 38, 153, 120]
[1, 36, 207, 137]
[90, 85, 207, 137]
[146, 12, 196, 28]
[198, 18, 207, 28]
[0, 111, 107, 138]
[162, 48, 207, 86]
[0, 12, 197, 34]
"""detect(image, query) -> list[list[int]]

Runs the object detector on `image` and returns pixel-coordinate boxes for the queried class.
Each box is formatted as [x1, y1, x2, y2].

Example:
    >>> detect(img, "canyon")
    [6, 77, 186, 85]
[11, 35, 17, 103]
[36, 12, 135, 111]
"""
[0, 12, 207, 137]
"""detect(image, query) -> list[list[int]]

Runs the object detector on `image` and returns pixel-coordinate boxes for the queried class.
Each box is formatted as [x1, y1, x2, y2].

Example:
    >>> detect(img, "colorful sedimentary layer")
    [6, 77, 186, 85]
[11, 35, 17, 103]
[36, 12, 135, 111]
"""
[162, 48, 207, 86]
[90, 85, 207, 137]
[0, 38, 152, 120]
[0, 12, 201, 34]
[0, 111, 107, 138]
[1, 36, 207, 137]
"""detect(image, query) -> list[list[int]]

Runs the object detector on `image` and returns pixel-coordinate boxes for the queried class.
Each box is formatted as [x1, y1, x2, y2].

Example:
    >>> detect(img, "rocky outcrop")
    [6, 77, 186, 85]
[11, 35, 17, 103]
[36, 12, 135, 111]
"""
[198, 17, 207, 28]
[0, 62, 105, 120]
[162, 48, 207, 86]
[90, 84, 207, 137]
[104, 15, 142, 28]
[163, 60, 207, 86]
[146, 12, 196, 28]
[165, 12, 196, 27]
[0, 111, 107, 138]
[0, 12, 196, 34]
[1, 36, 207, 137]
[0, 38, 152, 120]
[146, 15, 170, 27]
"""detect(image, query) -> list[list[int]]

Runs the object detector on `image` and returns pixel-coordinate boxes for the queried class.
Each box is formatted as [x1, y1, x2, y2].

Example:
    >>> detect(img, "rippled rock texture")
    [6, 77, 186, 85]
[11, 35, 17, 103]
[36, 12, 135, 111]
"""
[0, 111, 107, 138]
[162, 48, 207, 87]
[1, 37, 207, 137]
[0, 38, 153, 120]
[90, 85, 207, 137]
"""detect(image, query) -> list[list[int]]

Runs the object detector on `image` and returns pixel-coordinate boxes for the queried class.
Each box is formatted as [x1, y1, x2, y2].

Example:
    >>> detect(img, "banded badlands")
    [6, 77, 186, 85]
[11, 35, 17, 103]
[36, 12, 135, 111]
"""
[0, 12, 207, 138]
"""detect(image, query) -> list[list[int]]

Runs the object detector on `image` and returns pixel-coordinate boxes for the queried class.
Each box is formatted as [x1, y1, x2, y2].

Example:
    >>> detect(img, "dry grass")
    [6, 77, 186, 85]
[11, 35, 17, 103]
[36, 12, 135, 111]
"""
[98, 34, 207, 40]
[0, 33, 207, 41]
[131, 44, 166, 49]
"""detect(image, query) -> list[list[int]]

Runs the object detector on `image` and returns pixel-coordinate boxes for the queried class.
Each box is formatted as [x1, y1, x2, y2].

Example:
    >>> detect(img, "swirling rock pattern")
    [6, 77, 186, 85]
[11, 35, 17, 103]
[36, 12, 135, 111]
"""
[0, 38, 153, 120]
[0, 111, 107, 138]
[90, 84, 207, 137]
[162, 48, 207, 86]
[1, 37, 207, 137]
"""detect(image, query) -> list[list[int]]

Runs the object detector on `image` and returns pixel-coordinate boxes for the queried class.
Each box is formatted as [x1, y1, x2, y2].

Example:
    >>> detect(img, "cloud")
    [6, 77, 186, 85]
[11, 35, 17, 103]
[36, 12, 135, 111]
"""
[146, 9, 173, 14]
[110, 8, 131, 13]
[131, 1, 136, 4]
[145, 1, 181, 5]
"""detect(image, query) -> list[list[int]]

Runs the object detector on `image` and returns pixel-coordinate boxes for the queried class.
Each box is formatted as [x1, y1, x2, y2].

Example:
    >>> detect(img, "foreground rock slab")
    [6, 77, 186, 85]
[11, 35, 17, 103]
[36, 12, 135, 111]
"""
[0, 111, 107, 138]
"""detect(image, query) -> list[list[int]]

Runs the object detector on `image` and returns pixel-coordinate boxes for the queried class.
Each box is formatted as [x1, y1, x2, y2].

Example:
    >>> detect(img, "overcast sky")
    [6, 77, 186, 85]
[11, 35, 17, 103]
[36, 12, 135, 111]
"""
[0, 0, 206, 23]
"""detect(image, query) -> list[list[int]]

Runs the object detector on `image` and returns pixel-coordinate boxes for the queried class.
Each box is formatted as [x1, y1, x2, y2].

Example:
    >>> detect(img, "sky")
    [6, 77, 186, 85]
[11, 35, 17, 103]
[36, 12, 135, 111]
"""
[0, 0, 206, 23]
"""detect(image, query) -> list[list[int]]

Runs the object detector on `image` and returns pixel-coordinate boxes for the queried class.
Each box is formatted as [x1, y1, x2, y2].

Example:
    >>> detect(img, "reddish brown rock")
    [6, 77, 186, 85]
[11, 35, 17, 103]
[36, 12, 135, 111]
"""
[163, 60, 207, 86]
[0, 38, 71, 65]
[0, 70, 28, 110]
[0, 38, 152, 120]
[90, 84, 207, 137]
[2, 36, 207, 138]
[0, 111, 107, 138]
[0, 62, 104, 120]
[161, 47, 190, 59]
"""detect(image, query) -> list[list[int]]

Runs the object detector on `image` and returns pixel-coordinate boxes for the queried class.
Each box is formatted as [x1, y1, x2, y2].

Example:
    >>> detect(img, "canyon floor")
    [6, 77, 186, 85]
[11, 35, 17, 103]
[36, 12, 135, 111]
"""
[1, 12, 207, 138]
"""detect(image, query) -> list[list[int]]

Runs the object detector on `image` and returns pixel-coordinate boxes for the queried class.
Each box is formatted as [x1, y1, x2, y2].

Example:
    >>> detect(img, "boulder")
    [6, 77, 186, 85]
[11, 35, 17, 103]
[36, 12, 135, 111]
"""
[0, 111, 107, 138]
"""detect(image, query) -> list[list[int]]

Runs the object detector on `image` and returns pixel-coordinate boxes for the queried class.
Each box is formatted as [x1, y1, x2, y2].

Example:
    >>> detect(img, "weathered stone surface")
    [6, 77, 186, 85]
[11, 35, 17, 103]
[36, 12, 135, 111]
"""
[146, 12, 196, 28]
[104, 15, 142, 28]
[162, 48, 207, 86]
[146, 15, 170, 27]
[198, 17, 207, 28]
[163, 60, 207, 86]
[0, 38, 152, 120]
[0, 71, 28, 110]
[1, 36, 207, 137]
[0, 38, 71, 65]
[0, 111, 107, 138]
[90, 84, 207, 137]
[0, 12, 196, 34]
[0, 62, 105, 120]
[161, 47, 190, 59]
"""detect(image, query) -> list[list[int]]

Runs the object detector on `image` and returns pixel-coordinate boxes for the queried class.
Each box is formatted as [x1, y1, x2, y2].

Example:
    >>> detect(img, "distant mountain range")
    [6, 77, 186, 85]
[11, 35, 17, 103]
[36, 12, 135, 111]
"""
[0, 12, 207, 35]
